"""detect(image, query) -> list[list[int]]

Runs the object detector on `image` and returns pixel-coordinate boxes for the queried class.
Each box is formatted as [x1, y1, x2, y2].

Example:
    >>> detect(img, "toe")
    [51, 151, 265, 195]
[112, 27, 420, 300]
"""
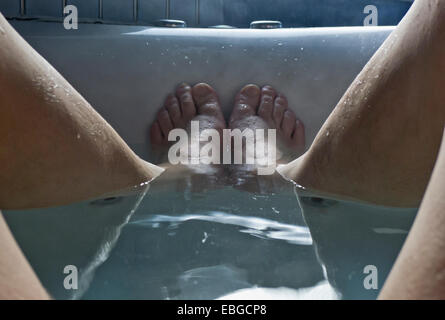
[150, 121, 164, 145]
[192, 83, 223, 118]
[157, 108, 174, 138]
[257, 85, 276, 124]
[230, 84, 261, 123]
[165, 94, 183, 128]
[281, 110, 297, 138]
[292, 118, 306, 148]
[176, 83, 196, 122]
[273, 94, 288, 128]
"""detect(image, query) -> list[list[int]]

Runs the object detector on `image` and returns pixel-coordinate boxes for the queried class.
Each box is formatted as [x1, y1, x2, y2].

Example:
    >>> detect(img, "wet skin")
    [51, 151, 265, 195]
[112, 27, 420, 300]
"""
[150, 82, 306, 194]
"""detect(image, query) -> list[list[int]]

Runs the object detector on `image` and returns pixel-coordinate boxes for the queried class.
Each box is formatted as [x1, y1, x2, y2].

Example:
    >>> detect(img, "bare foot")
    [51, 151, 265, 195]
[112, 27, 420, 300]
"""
[149, 82, 230, 187]
[149, 82, 228, 192]
[229, 84, 305, 163]
[150, 82, 226, 163]
[226, 84, 305, 193]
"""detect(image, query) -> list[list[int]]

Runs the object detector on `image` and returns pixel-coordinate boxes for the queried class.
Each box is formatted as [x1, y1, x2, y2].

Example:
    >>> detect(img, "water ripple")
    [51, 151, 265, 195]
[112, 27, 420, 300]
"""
[131, 212, 312, 246]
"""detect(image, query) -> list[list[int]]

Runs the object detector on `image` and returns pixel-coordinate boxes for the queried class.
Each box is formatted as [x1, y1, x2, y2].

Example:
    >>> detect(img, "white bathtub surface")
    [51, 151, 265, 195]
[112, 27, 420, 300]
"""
[11, 21, 392, 161]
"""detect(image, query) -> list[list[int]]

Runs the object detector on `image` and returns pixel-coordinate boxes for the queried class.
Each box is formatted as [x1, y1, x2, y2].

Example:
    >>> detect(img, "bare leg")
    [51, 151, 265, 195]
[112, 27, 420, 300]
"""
[0, 13, 162, 210]
[278, 0, 445, 207]
[0, 214, 48, 299]
[379, 130, 445, 299]
[0, 13, 162, 299]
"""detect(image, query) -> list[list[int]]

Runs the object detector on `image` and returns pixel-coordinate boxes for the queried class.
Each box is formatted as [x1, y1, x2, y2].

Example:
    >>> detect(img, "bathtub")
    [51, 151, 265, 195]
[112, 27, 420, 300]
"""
[10, 20, 392, 160]
[4, 20, 415, 300]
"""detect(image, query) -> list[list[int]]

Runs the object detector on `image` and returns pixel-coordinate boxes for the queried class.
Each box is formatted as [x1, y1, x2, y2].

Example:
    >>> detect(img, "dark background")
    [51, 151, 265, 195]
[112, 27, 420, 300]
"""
[1, 0, 413, 28]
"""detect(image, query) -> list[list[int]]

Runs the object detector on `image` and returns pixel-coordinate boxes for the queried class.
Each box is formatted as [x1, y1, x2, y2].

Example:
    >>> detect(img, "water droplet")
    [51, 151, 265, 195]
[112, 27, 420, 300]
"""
[201, 232, 209, 244]
[326, 131, 330, 137]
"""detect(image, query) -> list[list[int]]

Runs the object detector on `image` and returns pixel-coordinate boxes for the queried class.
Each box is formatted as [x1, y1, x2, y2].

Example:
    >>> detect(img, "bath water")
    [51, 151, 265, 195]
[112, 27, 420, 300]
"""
[2, 170, 417, 300]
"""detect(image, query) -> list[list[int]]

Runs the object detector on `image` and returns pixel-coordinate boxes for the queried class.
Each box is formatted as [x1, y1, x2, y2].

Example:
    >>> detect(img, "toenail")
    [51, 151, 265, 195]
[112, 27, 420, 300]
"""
[178, 83, 190, 91]
[194, 84, 212, 94]
[244, 85, 260, 96]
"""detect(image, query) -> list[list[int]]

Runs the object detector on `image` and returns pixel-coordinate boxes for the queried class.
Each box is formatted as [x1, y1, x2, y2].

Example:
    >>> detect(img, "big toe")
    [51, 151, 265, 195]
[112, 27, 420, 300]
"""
[229, 84, 261, 125]
[192, 83, 223, 120]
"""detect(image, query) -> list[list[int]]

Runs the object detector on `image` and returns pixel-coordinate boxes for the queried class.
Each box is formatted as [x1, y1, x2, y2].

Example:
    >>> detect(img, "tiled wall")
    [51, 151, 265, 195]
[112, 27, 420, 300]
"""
[1, 0, 21, 17]
[0, 0, 170, 24]
[0, 0, 412, 27]
[67, 0, 100, 21]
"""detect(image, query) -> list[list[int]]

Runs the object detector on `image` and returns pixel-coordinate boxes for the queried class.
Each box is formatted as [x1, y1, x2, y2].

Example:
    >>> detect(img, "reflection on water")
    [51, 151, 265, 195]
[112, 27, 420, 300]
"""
[3, 185, 150, 299]
[131, 212, 312, 246]
[3, 165, 417, 300]
[295, 185, 418, 300]
[81, 168, 327, 299]
[3, 167, 328, 300]
[218, 280, 337, 300]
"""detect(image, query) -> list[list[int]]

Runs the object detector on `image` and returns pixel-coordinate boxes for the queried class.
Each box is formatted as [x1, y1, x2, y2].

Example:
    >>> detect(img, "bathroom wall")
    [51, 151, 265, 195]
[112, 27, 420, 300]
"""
[1, 0, 412, 27]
